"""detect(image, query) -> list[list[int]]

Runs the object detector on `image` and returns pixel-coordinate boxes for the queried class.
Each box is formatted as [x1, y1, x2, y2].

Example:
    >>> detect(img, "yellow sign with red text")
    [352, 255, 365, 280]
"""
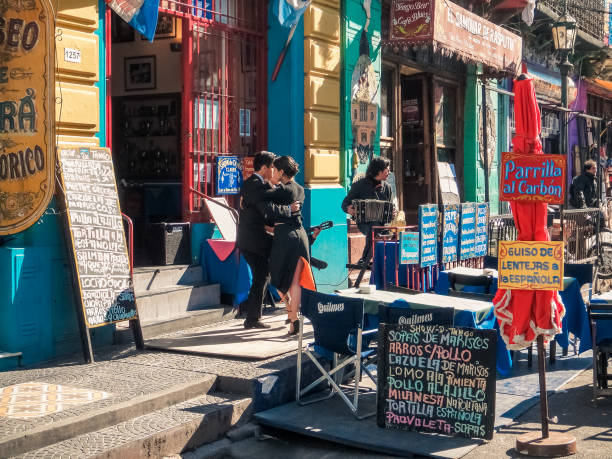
[498, 241, 564, 291]
[0, 0, 56, 235]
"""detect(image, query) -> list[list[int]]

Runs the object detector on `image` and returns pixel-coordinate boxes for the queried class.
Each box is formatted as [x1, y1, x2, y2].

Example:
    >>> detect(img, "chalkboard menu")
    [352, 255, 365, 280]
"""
[442, 204, 459, 263]
[460, 203, 476, 260]
[418, 204, 438, 268]
[58, 147, 138, 327]
[377, 324, 497, 440]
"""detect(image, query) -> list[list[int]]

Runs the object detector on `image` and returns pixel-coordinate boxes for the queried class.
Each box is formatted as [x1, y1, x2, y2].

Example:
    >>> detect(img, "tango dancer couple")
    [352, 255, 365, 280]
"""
[237, 152, 313, 335]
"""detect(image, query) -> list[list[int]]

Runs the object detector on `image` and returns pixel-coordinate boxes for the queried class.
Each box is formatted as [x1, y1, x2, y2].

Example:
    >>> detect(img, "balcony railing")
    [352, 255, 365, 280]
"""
[540, 0, 605, 41]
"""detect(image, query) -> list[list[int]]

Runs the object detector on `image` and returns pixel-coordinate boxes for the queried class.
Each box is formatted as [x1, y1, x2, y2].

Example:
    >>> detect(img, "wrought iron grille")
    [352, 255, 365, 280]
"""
[540, 0, 606, 41]
[563, 207, 601, 263]
[488, 214, 518, 257]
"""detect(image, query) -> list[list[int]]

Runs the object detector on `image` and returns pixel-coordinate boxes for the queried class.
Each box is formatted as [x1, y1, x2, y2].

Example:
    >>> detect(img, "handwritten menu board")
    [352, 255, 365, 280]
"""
[442, 204, 459, 263]
[377, 324, 497, 440]
[419, 204, 438, 267]
[460, 203, 476, 260]
[400, 231, 419, 265]
[500, 153, 566, 204]
[58, 147, 138, 327]
[474, 203, 489, 257]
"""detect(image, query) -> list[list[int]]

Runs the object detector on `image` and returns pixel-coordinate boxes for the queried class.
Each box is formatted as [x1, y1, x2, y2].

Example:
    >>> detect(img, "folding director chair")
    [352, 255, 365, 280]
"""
[296, 289, 377, 419]
[588, 300, 612, 396]
[378, 300, 454, 327]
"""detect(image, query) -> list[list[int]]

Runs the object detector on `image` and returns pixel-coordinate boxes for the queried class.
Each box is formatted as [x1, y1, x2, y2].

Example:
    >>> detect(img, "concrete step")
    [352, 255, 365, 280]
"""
[14, 393, 252, 459]
[115, 305, 238, 342]
[0, 376, 218, 458]
[135, 283, 221, 323]
[133, 265, 204, 292]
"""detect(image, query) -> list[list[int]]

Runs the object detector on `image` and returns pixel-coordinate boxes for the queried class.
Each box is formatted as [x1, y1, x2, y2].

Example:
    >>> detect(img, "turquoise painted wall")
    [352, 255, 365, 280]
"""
[342, 0, 382, 186]
[267, 5, 305, 185]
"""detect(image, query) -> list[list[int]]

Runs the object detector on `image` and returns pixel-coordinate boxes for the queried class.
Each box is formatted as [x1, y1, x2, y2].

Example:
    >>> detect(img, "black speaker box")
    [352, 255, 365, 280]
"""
[148, 222, 191, 265]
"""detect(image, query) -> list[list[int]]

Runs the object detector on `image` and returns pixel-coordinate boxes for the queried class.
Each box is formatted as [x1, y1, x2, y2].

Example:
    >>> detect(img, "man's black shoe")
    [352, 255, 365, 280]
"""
[310, 257, 327, 270]
[244, 320, 272, 329]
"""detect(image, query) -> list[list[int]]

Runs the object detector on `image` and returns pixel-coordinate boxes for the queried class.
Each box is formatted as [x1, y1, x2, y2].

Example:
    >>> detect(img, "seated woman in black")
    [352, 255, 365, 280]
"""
[257, 156, 310, 335]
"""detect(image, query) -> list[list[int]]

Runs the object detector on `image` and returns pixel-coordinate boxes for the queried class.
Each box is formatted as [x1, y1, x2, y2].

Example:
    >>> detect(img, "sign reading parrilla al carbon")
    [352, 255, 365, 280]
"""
[500, 153, 566, 204]
[0, 0, 55, 235]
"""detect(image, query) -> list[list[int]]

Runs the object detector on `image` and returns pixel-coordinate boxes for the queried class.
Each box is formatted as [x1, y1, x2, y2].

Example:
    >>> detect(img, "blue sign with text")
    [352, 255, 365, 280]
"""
[216, 156, 243, 195]
[460, 203, 476, 260]
[419, 204, 438, 267]
[442, 204, 459, 263]
[400, 231, 420, 265]
[475, 203, 489, 257]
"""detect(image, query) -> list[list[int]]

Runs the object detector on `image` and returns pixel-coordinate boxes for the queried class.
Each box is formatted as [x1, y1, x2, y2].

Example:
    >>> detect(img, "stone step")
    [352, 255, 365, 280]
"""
[135, 283, 221, 323]
[133, 265, 204, 292]
[14, 393, 252, 459]
[115, 305, 237, 343]
[0, 376, 218, 458]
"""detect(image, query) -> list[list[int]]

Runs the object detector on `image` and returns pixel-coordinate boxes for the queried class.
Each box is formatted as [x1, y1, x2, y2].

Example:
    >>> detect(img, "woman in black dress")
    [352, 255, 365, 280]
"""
[257, 156, 310, 334]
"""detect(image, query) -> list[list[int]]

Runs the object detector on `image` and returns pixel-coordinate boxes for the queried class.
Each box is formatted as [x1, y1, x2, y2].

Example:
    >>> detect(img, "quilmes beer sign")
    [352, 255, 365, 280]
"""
[0, 0, 55, 236]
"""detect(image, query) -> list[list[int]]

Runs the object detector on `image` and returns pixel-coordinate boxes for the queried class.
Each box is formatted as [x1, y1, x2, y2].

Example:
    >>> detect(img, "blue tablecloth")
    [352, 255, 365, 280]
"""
[371, 241, 437, 291]
[200, 242, 251, 306]
[588, 293, 612, 344]
[435, 270, 592, 353]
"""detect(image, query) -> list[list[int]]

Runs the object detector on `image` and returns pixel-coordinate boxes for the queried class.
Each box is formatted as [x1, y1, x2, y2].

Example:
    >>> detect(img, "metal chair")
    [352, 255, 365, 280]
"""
[448, 271, 494, 294]
[296, 289, 377, 419]
[588, 300, 612, 396]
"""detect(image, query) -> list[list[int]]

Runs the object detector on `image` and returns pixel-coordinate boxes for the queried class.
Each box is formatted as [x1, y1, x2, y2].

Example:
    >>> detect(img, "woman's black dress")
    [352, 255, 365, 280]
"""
[258, 181, 309, 293]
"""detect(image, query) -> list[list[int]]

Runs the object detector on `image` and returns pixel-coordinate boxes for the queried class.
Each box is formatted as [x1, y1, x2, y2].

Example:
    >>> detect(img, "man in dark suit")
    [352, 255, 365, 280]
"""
[237, 152, 298, 329]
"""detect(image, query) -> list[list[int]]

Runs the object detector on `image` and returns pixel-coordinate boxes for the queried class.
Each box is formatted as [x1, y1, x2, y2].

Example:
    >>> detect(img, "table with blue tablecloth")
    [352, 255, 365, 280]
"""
[200, 241, 251, 306]
[435, 267, 592, 353]
[336, 287, 512, 375]
[589, 291, 612, 344]
[371, 241, 439, 291]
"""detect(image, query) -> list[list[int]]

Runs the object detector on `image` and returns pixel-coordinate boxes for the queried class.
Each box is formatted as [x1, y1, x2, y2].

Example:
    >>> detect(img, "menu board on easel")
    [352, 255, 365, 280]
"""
[58, 147, 138, 329]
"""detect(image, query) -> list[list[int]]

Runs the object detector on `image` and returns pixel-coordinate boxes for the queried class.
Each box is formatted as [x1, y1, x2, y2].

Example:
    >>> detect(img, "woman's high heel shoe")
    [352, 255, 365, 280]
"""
[288, 320, 300, 336]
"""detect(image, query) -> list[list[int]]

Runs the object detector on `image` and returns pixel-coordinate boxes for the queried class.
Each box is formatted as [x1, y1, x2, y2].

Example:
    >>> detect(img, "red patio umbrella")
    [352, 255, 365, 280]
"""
[493, 76, 565, 350]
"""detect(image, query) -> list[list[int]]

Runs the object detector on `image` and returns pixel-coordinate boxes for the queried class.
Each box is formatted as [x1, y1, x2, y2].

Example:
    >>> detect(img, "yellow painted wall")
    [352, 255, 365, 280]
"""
[54, 0, 101, 147]
[303, 0, 341, 184]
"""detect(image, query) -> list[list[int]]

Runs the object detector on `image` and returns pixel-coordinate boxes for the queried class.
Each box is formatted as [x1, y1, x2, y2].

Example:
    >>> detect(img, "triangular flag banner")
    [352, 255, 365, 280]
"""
[272, 0, 310, 28]
[107, 0, 160, 42]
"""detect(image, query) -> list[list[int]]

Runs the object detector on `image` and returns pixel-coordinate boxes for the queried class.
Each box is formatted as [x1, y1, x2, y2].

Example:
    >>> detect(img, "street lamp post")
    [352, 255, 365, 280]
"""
[551, 6, 577, 203]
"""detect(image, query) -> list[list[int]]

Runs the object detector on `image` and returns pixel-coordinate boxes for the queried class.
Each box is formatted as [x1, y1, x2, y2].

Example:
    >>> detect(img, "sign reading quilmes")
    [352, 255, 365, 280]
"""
[58, 147, 138, 327]
[474, 203, 489, 257]
[419, 204, 438, 267]
[500, 153, 566, 204]
[400, 231, 419, 265]
[460, 203, 476, 260]
[377, 324, 497, 440]
[0, 0, 55, 236]
[216, 156, 242, 195]
[497, 241, 564, 291]
[442, 204, 459, 263]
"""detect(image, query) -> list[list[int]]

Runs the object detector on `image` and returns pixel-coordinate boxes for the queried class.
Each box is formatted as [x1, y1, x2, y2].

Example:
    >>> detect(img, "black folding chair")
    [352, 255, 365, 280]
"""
[378, 301, 454, 326]
[448, 271, 494, 294]
[296, 289, 377, 419]
[588, 300, 612, 396]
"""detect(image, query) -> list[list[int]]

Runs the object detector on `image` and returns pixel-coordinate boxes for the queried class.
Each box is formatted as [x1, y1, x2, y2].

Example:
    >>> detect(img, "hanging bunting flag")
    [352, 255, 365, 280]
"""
[273, 0, 310, 28]
[107, 0, 160, 42]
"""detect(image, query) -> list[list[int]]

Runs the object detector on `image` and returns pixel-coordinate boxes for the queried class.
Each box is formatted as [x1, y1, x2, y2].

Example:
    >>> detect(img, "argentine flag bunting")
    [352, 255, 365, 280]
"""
[107, 0, 160, 42]
[273, 0, 310, 28]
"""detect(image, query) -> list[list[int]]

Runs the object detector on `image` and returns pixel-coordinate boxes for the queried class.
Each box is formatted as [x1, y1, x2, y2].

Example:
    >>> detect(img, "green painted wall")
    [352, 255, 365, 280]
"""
[342, 0, 382, 186]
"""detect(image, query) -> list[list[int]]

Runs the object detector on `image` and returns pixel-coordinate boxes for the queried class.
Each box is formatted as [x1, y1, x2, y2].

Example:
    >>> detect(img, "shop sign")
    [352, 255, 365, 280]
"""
[441, 204, 459, 263]
[242, 156, 254, 180]
[389, 0, 522, 73]
[216, 155, 242, 195]
[0, 0, 55, 236]
[474, 203, 488, 257]
[500, 153, 566, 204]
[459, 203, 476, 260]
[526, 64, 577, 105]
[498, 241, 564, 291]
[399, 231, 419, 264]
[418, 204, 438, 267]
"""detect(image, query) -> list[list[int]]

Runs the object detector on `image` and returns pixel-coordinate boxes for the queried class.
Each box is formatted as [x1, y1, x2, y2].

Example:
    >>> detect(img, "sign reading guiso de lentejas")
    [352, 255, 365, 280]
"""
[0, 0, 55, 235]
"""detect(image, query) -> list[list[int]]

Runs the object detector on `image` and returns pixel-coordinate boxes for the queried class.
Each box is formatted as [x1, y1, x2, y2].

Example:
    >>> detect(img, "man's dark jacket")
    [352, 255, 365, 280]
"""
[341, 176, 393, 235]
[570, 172, 598, 208]
[237, 174, 290, 257]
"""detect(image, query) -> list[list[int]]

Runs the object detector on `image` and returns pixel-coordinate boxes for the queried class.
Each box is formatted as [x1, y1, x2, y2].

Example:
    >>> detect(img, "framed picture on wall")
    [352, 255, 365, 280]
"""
[111, 12, 134, 43]
[124, 56, 156, 91]
[141, 13, 176, 40]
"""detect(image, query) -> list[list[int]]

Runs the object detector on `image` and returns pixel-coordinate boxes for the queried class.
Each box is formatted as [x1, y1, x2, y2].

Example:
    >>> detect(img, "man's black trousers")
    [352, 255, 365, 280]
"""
[241, 250, 270, 323]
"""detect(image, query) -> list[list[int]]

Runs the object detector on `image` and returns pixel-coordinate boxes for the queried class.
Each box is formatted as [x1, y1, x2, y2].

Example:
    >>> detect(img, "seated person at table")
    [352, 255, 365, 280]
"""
[341, 156, 395, 265]
[256, 156, 311, 335]
[237, 151, 299, 330]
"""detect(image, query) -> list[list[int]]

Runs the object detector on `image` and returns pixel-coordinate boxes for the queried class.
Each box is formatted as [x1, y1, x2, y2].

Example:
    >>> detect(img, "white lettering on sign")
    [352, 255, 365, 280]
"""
[64, 47, 81, 63]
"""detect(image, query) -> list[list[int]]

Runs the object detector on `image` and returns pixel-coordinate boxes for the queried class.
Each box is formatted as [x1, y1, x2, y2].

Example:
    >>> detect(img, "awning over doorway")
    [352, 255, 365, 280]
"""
[387, 0, 522, 73]
[585, 78, 612, 100]
[524, 61, 576, 106]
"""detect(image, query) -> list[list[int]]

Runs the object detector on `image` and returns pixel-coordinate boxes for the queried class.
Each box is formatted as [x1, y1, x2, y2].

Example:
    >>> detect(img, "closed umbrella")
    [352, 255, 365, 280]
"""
[493, 76, 565, 350]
